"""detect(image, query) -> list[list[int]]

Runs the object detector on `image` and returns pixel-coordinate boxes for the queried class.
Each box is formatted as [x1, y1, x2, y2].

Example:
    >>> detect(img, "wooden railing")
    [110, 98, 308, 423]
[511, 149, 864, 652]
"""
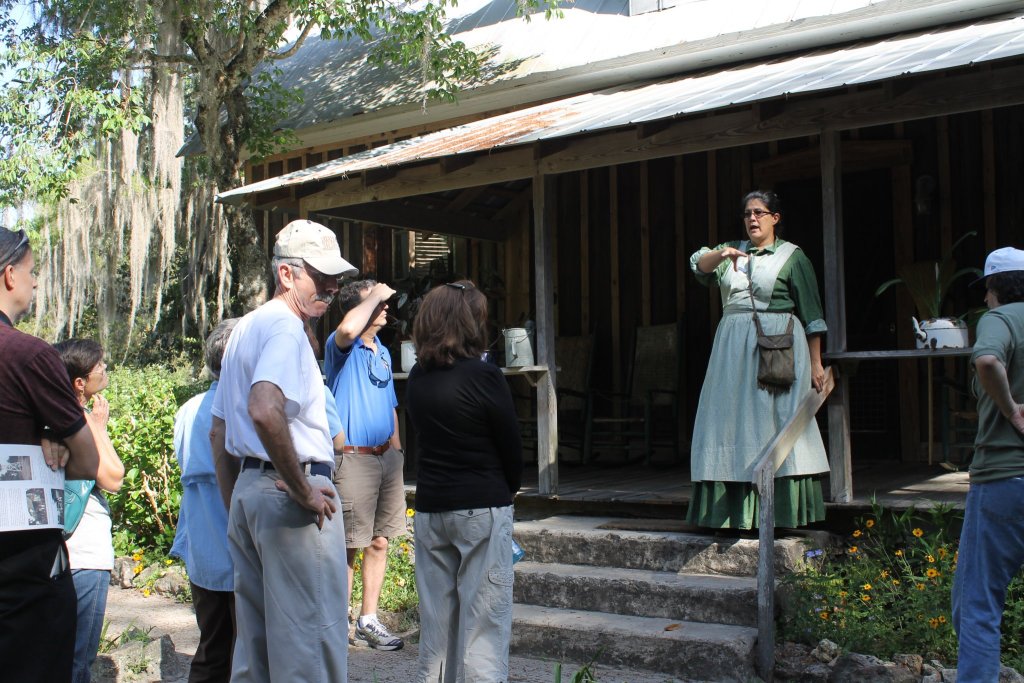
[752, 366, 836, 680]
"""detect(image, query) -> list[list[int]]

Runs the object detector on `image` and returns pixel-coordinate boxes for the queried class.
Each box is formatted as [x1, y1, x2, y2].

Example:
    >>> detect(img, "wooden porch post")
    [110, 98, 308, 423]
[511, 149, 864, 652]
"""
[820, 130, 853, 503]
[533, 171, 559, 495]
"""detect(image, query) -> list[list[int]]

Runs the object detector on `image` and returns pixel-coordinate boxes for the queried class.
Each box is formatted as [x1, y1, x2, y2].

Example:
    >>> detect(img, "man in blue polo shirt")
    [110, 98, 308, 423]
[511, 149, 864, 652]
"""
[325, 278, 407, 651]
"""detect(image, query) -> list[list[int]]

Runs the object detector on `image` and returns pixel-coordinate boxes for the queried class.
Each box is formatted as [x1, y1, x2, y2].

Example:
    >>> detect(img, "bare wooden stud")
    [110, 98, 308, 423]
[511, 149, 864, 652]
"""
[820, 130, 852, 503]
[640, 161, 652, 326]
[580, 171, 591, 333]
[533, 171, 559, 496]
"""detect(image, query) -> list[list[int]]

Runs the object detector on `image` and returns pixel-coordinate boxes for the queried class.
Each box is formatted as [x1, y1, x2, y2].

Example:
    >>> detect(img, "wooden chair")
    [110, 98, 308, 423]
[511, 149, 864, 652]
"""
[519, 335, 594, 462]
[584, 322, 682, 465]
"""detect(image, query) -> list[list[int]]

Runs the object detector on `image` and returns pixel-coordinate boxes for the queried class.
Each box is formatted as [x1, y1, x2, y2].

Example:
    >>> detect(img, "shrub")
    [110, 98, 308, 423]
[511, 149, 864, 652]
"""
[351, 508, 418, 614]
[104, 364, 207, 555]
[781, 501, 1024, 672]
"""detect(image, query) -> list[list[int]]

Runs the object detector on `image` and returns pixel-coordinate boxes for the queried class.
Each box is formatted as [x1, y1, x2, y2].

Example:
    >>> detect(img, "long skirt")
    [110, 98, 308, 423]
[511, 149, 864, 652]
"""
[688, 309, 829, 529]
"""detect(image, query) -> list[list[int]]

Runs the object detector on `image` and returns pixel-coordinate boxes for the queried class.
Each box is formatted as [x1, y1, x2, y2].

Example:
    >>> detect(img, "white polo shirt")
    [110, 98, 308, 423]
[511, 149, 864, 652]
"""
[212, 299, 333, 465]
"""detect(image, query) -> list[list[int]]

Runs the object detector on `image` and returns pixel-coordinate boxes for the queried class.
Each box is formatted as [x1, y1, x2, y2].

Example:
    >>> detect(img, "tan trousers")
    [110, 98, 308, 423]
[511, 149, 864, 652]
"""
[227, 468, 348, 683]
[414, 505, 515, 683]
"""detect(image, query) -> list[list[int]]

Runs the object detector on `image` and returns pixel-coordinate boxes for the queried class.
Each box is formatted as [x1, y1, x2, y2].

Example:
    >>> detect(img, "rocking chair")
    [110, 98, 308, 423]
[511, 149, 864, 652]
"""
[584, 322, 682, 465]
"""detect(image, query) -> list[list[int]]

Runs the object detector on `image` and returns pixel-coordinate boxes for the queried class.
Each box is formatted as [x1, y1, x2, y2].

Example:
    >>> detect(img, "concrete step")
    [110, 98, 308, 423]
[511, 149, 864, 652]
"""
[511, 604, 758, 683]
[515, 514, 827, 577]
[513, 561, 759, 627]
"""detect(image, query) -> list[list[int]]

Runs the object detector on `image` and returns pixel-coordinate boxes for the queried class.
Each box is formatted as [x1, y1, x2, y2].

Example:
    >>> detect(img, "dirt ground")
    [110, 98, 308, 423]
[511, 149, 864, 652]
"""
[102, 587, 687, 683]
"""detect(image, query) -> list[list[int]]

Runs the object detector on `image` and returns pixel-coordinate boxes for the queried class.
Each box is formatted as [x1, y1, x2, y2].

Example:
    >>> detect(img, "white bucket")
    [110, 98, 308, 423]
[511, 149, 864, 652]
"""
[400, 340, 417, 372]
[503, 328, 534, 367]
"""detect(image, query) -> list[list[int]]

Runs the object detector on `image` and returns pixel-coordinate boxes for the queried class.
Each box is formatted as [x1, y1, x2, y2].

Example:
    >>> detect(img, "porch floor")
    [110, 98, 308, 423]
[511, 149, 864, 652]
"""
[514, 459, 969, 511]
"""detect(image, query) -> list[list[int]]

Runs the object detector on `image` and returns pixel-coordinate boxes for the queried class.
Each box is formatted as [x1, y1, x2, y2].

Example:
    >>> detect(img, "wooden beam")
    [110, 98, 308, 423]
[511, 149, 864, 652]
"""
[610, 166, 622, 394]
[289, 64, 1024, 213]
[640, 161, 651, 326]
[707, 152, 719, 331]
[754, 140, 913, 185]
[447, 185, 488, 213]
[580, 171, 591, 333]
[440, 155, 474, 175]
[893, 163, 920, 462]
[637, 119, 673, 140]
[534, 138, 569, 160]
[492, 186, 532, 223]
[820, 130, 852, 503]
[363, 167, 398, 188]
[318, 202, 511, 242]
[937, 117, 953, 255]
[982, 110, 997, 253]
[674, 157, 686, 320]
[533, 172, 559, 496]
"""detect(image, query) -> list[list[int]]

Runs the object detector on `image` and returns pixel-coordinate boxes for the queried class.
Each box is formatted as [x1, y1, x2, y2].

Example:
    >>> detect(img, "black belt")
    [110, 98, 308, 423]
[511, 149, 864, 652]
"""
[241, 456, 332, 479]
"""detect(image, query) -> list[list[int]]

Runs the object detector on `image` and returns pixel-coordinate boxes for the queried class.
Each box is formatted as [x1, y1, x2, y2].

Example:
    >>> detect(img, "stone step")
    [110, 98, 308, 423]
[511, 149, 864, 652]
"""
[515, 515, 828, 577]
[513, 561, 759, 627]
[511, 604, 758, 682]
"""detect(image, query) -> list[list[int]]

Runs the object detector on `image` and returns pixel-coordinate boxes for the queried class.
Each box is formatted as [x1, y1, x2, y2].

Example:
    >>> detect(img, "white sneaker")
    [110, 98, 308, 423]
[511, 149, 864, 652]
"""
[355, 617, 404, 651]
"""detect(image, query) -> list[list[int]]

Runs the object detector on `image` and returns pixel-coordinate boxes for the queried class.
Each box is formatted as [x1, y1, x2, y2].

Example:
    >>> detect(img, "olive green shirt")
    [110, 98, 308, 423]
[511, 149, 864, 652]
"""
[969, 301, 1024, 483]
[690, 238, 827, 335]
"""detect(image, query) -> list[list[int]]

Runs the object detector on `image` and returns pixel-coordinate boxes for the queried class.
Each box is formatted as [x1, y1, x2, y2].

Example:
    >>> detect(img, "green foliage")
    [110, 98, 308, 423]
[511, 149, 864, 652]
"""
[782, 501, 1024, 672]
[351, 510, 418, 613]
[104, 364, 207, 555]
[553, 658, 599, 682]
[98, 623, 155, 655]
[0, 13, 150, 204]
[875, 231, 983, 320]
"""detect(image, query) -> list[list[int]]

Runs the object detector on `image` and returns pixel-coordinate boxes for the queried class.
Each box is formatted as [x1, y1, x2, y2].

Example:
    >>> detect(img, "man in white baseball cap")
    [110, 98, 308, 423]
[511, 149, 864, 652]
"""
[274, 219, 358, 278]
[211, 218, 357, 681]
[953, 245, 1024, 682]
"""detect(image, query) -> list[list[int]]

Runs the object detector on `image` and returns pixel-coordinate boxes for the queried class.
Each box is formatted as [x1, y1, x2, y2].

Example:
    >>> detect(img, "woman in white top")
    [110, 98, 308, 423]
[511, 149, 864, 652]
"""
[56, 339, 125, 683]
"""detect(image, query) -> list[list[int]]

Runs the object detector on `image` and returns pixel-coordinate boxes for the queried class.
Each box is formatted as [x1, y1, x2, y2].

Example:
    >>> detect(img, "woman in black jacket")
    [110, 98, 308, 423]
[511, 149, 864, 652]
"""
[406, 280, 522, 683]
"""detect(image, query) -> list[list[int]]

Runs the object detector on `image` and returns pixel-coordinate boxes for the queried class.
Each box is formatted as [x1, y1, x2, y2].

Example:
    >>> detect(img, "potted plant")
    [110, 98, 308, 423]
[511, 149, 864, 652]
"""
[874, 231, 982, 349]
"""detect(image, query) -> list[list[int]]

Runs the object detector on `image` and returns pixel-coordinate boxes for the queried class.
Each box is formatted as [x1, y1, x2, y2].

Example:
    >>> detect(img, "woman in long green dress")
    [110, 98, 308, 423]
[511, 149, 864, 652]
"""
[687, 190, 829, 529]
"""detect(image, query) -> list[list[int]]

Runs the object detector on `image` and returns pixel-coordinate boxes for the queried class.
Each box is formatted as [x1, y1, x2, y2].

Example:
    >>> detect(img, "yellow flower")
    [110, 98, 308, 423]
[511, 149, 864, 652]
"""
[916, 583, 926, 591]
[164, 559, 173, 565]
[939, 615, 947, 623]
[895, 549, 904, 557]
[820, 611, 830, 620]
[406, 509, 415, 518]
[848, 546, 858, 554]
[927, 555, 936, 563]
[132, 552, 143, 562]
[861, 594, 871, 602]
[929, 618, 939, 628]
[927, 568, 940, 578]
[862, 583, 872, 591]
[839, 591, 848, 598]
[399, 542, 409, 553]
[396, 578, 406, 587]
[912, 528, 924, 538]
[892, 579, 901, 586]
[865, 519, 875, 528]
[879, 570, 889, 579]
[133, 564, 143, 575]
[939, 547, 949, 558]
[142, 589, 151, 597]
[852, 530, 862, 538]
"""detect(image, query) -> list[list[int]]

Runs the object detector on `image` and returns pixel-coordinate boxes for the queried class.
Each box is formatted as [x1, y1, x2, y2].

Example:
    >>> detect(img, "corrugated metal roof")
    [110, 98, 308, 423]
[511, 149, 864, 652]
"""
[219, 12, 1024, 203]
[257, 0, 897, 133]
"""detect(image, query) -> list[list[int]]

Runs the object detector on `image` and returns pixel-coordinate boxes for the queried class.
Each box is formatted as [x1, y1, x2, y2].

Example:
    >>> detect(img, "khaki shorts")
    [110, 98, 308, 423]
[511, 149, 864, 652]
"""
[333, 446, 407, 548]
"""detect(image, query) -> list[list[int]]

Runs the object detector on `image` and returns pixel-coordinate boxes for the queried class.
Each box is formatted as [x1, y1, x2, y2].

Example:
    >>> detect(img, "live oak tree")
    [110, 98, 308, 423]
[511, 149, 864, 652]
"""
[0, 0, 555, 349]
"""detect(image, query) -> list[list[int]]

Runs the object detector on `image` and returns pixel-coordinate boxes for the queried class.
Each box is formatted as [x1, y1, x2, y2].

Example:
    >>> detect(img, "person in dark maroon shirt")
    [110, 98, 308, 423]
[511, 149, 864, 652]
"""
[0, 227, 101, 682]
